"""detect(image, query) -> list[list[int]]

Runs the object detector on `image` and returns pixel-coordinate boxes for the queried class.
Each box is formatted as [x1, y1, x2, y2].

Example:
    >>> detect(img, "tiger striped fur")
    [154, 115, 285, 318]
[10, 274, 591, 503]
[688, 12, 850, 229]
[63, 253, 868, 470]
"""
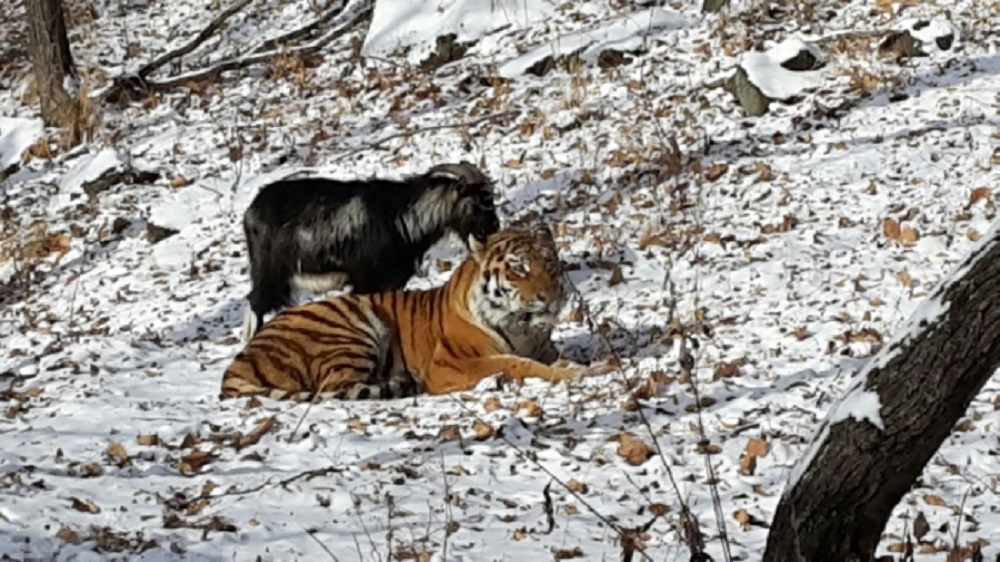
[220, 226, 608, 401]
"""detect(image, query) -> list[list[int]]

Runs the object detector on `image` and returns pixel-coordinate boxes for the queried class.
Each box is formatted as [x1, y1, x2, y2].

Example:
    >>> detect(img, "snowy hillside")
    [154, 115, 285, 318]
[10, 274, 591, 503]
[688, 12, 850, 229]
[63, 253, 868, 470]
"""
[1, 0, 999, 559]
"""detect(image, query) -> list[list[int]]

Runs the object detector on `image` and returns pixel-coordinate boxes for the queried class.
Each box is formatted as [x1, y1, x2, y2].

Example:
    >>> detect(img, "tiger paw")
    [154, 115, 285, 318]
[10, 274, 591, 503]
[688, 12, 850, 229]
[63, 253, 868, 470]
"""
[581, 359, 619, 378]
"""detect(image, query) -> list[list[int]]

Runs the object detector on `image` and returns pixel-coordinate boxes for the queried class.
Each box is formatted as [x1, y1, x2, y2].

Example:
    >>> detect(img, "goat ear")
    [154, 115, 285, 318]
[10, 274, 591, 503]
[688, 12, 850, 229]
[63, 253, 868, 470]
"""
[468, 233, 488, 261]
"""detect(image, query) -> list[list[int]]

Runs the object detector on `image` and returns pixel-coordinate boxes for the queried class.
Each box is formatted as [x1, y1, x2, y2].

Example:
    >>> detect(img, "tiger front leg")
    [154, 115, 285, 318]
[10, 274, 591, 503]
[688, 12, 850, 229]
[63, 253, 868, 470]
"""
[423, 349, 602, 395]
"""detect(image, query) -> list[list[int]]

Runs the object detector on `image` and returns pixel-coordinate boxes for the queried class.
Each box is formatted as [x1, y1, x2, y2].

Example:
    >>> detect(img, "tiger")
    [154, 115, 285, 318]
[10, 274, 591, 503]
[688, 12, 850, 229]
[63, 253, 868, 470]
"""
[220, 225, 611, 401]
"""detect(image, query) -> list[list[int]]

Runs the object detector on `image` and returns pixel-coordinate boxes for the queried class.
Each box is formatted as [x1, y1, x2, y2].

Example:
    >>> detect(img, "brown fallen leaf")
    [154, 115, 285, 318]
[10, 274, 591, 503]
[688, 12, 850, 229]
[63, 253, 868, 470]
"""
[734, 508, 751, 531]
[136, 434, 159, 446]
[616, 433, 652, 466]
[70, 497, 101, 514]
[56, 525, 81, 545]
[739, 437, 770, 476]
[106, 442, 130, 467]
[608, 266, 625, 287]
[236, 416, 276, 450]
[968, 187, 993, 208]
[923, 494, 946, 506]
[180, 433, 200, 449]
[554, 547, 584, 559]
[170, 175, 191, 188]
[696, 441, 722, 455]
[472, 420, 494, 441]
[886, 542, 908, 553]
[754, 161, 773, 182]
[483, 396, 503, 412]
[186, 498, 210, 516]
[713, 358, 747, 380]
[649, 503, 670, 516]
[913, 511, 930, 541]
[745, 437, 769, 458]
[899, 226, 919, 246]
[518, 399, 543, 418]
[704, 162, 729, 182]
[437, 425, 461, 442]
[883, 217, 901, 242]
[177, 449, 217, 476]
[566, 479, 589, 494]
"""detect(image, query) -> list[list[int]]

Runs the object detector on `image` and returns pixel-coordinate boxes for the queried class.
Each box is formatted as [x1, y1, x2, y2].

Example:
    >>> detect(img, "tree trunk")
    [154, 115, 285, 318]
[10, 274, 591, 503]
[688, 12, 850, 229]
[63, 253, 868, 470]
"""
[763, 222, 1000, 562]
[24, 0, 80, 136]
[701, 0, 730, 13]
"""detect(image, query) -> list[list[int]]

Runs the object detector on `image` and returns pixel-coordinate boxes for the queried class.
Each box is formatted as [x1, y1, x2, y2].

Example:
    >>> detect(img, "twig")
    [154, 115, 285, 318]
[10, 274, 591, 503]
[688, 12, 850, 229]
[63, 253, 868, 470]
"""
[99, 0, 370, 99]
[253, 1, 348, 54]
[542, 480, 556, 534]
[303, 524, 342, 561]
[445, 394, 656, 561]
[138, 0, 254, 79]
[439, 450, 453, 559]
[351, 493, 384, 562]
[679, 335, 730, 562]
[952, 482, 974, 549]
[565, 275, 700, 558]
[145, 2, 370, 91]
[165, 465, 343, 510]
[332, 110, 521, 163]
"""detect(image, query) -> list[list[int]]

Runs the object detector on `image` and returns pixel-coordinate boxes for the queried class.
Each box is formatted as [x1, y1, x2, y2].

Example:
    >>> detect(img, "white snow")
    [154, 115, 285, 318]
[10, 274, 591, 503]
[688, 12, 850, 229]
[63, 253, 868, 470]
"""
[0, 1, 995, 560]
[898, 16, 961, 54]
[740, 36, 827, 100]
[498, 7, 690, 78]
[0, 117, 44, 171]
[57, 147, 123, 193]
[363, 0, 554, 65]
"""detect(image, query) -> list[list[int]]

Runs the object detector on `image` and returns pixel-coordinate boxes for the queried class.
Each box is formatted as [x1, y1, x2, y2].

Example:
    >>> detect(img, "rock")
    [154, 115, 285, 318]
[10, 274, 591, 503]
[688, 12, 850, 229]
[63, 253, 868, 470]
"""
[878, 30, 925, 60]
[420, 34, 472, 71]
[727, 67, 771, 117]
[880, 17, 959, 60]
[728, 37, 826, 117]
[597, 49, 634, 69]
[146, 223, 180, 244]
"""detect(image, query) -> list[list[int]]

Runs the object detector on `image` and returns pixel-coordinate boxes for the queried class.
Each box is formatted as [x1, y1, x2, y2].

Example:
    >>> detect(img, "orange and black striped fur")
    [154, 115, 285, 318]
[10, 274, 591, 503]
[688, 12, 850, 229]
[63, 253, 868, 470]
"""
[220, 226, 608, 401]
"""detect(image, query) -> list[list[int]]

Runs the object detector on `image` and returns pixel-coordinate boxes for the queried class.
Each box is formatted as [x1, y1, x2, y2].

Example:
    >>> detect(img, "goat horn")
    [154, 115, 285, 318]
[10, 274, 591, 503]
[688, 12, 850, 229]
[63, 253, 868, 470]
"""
[426, 161, 487, 183]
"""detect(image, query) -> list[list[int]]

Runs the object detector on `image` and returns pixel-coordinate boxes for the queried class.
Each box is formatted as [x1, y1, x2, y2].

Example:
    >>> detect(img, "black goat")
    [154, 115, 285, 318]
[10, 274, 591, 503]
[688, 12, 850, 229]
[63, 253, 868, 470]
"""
[239, 161, 501, 341]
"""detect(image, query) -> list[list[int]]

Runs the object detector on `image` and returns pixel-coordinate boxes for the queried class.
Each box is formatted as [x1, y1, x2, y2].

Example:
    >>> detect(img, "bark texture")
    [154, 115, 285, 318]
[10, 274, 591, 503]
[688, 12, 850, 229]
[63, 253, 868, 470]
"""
[763, 226, 1000, 562]
[701, 0, 730, 13]
[24, 0, 79, 131]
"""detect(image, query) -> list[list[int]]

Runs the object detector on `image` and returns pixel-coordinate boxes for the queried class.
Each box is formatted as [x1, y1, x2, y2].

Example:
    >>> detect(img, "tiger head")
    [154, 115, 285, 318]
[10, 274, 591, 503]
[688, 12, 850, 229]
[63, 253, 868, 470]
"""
[466, 225, 569, 332]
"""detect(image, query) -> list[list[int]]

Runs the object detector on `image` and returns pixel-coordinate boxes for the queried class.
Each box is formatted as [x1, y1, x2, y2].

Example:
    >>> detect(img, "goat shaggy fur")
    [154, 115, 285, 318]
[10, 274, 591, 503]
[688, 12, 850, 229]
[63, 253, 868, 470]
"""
[240, 161, 501, 341]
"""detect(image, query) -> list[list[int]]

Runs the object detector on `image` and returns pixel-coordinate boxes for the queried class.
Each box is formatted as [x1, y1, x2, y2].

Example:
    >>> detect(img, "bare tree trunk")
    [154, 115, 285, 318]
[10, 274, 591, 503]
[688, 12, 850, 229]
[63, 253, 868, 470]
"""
[701, 0, 731, 12]
[24, 0, 80, 138]
[763, 222, 1000, 562]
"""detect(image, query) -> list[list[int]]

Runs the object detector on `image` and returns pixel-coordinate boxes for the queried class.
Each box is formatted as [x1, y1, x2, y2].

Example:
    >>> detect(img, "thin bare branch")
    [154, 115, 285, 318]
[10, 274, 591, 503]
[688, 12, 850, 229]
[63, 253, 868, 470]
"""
[138, 0, 254, 79]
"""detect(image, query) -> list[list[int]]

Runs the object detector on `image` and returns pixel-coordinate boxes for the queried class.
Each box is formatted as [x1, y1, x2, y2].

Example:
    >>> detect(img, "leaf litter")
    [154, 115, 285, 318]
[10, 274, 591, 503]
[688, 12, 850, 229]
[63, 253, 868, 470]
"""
[1, 0, 1000, 559]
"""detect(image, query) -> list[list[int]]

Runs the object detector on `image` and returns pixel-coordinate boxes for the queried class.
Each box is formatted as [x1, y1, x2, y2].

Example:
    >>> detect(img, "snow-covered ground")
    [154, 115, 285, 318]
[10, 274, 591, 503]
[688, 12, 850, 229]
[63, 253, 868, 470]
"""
[1, 0, 999, 559]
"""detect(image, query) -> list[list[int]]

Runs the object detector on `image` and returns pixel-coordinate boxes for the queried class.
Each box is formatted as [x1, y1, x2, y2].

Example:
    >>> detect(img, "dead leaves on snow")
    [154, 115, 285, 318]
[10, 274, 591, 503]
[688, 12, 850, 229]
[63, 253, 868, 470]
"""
[616, 432, 653, 466]
[738, 437, 770, 476]
[882, 216, 920, 247]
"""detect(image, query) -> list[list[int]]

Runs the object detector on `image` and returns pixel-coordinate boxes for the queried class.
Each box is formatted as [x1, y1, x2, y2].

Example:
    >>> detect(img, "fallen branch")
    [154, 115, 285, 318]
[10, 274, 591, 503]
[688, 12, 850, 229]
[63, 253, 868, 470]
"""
[331, 110, 521, 162]
[137, 0, 253, 80]
[164, 465, 344, 511]
[253, 1, 349, 54]
[98, 0, 369, 101]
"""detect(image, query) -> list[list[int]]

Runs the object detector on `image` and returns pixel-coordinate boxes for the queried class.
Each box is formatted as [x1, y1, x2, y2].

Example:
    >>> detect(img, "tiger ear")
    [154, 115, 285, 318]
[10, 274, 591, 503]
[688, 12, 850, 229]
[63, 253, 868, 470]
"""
[468, 233, 488, 261]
